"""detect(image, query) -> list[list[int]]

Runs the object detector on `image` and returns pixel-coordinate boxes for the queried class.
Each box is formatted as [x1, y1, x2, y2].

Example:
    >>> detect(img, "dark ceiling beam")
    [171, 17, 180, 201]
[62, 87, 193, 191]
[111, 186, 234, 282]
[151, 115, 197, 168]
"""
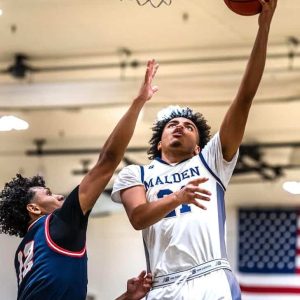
[26, 142, 300, 156]
[26, 146, 147, 156]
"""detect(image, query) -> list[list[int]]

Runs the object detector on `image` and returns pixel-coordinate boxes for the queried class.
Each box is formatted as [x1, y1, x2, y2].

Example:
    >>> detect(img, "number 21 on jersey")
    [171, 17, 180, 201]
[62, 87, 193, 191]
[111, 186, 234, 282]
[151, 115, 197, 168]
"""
[157, 188, 191, 218]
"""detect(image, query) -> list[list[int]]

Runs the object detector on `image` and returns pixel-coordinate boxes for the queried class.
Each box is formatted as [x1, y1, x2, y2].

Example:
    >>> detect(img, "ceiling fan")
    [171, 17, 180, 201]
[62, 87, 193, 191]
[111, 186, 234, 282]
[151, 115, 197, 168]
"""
[0, 54, 33, 79]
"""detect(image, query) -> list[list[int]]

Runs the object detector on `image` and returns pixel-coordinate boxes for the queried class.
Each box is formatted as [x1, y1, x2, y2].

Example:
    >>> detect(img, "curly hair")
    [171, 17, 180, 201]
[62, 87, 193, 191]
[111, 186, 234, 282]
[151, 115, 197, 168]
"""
[0, 174, 45, 237]
[148, 107, 211, 160]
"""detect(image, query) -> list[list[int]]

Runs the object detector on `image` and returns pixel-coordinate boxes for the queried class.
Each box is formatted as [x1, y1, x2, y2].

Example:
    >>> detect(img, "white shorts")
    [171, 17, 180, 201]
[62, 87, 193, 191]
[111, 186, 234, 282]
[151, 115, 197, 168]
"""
[147, 269, 241, 300]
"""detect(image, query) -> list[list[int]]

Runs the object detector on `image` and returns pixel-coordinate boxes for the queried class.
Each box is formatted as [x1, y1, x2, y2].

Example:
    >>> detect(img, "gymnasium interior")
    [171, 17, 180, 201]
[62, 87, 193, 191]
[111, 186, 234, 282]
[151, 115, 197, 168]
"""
[0, 0, 299, 299]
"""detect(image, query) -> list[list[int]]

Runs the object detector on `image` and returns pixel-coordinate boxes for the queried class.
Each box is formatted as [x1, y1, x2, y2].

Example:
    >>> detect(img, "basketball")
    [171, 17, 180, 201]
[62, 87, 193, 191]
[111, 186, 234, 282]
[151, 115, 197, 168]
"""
[224, 0, 266, 16]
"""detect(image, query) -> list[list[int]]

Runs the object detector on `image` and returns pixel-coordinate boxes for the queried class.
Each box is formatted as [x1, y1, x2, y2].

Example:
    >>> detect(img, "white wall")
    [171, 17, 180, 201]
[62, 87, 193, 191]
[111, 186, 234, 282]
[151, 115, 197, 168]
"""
[86, 212, 146, 300]
[0, 234, 19, 299]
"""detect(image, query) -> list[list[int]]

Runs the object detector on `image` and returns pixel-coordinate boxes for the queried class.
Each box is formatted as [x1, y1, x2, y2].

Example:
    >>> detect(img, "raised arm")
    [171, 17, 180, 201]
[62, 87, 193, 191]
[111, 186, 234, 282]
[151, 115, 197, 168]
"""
[220, 0, 277, 161]
[78, 60, 159, 214]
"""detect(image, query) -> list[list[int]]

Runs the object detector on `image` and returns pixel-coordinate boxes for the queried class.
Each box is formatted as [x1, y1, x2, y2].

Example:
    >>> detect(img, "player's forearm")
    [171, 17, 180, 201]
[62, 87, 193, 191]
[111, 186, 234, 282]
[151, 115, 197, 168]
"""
[101, 59, 158, 160]
[234, 24, 270, 112]
[115, 292, 128, 300]
[99, 97, 146, 165]
[78, 98, 146, 214]
[79, 60, 158, 214]
[219, 22, 271, 161]
[115, 292, 142, 300]
[130, 193, 181, 230]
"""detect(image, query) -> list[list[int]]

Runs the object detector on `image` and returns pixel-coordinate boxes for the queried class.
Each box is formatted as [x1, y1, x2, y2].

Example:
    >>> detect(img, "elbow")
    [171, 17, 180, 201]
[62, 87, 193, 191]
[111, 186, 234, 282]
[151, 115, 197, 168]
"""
[130, 215, 147, 231]
[131, 220, 145, 231]
[95, 150, 121, 173]
[132, 224, 143, 231]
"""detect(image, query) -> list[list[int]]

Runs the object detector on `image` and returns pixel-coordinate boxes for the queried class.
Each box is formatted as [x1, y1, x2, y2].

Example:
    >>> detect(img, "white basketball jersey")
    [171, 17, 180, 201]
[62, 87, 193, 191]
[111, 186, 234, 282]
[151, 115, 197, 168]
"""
[112, 132, 238, 279]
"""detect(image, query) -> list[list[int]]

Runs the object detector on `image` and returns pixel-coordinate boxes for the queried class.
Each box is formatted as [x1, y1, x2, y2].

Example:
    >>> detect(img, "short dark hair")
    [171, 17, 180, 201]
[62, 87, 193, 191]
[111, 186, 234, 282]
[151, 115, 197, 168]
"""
[0, 174, 45, 237]
[147, 107, 211, 160]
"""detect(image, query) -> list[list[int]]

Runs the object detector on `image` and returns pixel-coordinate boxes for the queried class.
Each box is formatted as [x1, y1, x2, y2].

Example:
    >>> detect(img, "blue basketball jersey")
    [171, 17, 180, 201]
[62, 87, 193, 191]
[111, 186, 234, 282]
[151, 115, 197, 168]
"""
[15, 214, 87, 300]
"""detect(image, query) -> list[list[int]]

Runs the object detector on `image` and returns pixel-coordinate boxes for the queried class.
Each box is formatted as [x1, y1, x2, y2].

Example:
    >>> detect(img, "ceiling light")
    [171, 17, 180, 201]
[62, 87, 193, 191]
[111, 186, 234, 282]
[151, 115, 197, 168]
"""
[282, 181, 300, 195]
[0, 116, 29, 131]
[0, 9, 3, 16]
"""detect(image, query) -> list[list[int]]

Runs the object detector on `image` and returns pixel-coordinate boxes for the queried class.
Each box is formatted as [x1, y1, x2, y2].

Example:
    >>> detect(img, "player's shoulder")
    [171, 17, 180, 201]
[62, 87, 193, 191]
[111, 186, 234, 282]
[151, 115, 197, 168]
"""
[200, 132, 220, 157]
[120, 159, 155, 173]
[112, 164, 148, 202]
[202, 132, 220, 150]
[16, 216, 46, 250]
[119, 164, 142, 176]
[115, 164, 147, 184]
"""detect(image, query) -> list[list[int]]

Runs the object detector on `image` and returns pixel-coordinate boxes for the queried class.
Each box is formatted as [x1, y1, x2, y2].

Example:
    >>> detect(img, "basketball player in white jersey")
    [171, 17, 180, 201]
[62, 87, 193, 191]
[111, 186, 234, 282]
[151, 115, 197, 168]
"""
[112, 1, 277, 299]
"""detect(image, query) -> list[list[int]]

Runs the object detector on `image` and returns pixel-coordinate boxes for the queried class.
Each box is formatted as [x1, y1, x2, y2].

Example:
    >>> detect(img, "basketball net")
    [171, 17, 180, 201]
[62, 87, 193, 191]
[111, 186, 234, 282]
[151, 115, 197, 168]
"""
[126, 0, 172, 8]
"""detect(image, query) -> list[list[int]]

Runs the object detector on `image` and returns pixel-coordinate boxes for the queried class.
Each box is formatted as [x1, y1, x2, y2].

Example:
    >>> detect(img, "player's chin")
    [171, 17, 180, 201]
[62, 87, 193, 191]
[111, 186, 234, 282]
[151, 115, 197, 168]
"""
[56, 200, 64, 208]
[169, 140, 182, 147]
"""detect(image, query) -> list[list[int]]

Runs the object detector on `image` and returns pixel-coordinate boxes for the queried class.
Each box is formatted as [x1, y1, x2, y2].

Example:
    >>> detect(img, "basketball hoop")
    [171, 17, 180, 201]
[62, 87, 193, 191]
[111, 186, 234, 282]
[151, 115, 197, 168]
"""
[123, 0, 172, 8]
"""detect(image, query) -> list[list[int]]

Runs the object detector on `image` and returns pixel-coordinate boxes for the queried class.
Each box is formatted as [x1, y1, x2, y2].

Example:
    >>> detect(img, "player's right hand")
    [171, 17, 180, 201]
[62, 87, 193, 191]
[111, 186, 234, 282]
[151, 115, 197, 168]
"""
[136, 59, 159, 102]
[174, 177, 211, 210]
[126, 270, 152, 300]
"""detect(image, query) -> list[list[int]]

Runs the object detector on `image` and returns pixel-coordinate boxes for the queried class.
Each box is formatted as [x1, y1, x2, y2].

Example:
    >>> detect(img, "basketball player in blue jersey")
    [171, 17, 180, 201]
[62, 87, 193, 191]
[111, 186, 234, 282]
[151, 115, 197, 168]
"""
[112, 1, 277, 299]
[0, 59, 159, 300]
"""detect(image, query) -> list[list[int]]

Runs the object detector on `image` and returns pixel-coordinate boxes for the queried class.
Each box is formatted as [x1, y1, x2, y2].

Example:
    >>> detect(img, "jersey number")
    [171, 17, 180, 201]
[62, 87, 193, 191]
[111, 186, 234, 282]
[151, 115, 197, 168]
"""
[18, 241, 34, 285]
[157, 188, 191, 218]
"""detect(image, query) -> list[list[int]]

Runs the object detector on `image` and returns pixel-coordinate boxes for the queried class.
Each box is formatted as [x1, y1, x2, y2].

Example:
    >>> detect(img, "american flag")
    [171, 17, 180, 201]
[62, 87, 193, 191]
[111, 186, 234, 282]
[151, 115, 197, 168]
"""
[237, 208, 300, 300]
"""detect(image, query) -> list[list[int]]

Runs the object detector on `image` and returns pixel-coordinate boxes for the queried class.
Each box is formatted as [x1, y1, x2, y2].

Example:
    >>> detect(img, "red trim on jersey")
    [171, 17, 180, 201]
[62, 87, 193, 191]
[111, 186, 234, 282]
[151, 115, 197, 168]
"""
[45, 214, 86, 257]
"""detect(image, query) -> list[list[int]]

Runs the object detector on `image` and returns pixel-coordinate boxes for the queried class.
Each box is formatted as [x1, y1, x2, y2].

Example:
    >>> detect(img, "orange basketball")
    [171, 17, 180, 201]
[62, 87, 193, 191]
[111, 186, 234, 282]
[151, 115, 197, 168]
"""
[224, 0, 266, 16]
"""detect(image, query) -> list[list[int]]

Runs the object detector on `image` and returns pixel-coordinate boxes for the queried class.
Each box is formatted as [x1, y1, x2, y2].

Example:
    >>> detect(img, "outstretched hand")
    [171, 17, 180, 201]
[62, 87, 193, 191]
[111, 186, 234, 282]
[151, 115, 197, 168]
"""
[174, 177, 211, 210]
[125, 271, 152, 300]
[258, 0, 277, 26]
[136, 59, 159, 102]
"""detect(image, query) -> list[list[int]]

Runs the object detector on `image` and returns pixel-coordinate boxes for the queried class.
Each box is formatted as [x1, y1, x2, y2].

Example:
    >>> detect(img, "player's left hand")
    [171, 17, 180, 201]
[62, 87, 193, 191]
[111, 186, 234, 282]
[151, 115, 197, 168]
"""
[125, 270, 152, 300]
[258, 0, 277, 26]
